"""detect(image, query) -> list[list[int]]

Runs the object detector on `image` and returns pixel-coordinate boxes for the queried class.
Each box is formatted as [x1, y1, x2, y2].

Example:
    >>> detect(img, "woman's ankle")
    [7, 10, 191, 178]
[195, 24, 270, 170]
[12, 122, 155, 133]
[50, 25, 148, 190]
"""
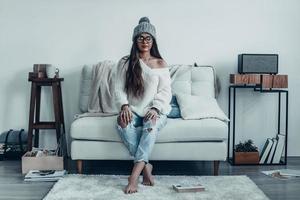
[128, 175, 138, 182]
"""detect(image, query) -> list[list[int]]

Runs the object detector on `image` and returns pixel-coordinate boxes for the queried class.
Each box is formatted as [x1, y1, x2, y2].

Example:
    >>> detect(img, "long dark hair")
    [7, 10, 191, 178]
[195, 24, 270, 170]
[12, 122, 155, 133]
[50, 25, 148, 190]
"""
[124, 35, 163, 98]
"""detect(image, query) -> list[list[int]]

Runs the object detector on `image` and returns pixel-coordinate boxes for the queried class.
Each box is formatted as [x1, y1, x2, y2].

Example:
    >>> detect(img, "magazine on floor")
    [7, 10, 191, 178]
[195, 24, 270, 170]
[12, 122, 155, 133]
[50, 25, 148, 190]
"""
[24, 170, 67, 182]
[261, 169, 300, 180]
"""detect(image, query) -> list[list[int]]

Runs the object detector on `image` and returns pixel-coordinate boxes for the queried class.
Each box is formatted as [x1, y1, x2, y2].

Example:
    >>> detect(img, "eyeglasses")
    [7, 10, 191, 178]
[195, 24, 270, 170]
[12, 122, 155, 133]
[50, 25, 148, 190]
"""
[137, 35, 153, 43]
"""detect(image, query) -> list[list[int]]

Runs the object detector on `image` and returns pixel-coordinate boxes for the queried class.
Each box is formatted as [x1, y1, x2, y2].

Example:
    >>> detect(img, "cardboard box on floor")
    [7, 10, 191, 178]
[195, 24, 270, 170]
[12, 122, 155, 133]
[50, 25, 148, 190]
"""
[22, 151, 63, 174]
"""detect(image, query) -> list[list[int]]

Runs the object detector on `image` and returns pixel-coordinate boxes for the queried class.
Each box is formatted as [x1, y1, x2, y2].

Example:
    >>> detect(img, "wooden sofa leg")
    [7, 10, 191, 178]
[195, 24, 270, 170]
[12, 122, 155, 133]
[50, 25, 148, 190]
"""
[77, 160, 83, 174]
[213, 160, 220, 176]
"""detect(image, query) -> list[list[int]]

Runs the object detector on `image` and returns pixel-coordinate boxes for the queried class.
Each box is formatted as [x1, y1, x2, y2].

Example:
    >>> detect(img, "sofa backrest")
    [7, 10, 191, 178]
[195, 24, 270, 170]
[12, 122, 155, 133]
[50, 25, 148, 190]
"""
[79, 64, 218, 113]
[169, 64, 218, 98]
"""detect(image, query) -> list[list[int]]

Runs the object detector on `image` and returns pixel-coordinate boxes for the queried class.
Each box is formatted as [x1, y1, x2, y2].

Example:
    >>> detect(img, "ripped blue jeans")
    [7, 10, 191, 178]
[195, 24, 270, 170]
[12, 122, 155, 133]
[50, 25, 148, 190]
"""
[116, 112, 167, 163]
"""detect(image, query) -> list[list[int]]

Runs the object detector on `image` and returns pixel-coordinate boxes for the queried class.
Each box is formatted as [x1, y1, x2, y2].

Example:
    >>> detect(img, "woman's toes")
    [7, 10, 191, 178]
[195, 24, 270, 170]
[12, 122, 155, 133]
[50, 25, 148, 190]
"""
[124, 176, 138, 194]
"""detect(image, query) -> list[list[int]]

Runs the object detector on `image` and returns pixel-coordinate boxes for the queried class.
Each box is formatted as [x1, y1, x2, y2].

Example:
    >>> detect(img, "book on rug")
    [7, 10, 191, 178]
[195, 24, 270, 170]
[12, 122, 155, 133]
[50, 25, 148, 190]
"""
[24, 169, 67, 182]
[172, 184, 205, 192]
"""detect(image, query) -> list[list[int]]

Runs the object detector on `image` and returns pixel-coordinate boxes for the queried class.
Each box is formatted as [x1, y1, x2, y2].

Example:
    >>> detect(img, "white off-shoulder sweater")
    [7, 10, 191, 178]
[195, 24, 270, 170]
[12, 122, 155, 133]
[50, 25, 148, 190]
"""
[113, 57, 172, 117]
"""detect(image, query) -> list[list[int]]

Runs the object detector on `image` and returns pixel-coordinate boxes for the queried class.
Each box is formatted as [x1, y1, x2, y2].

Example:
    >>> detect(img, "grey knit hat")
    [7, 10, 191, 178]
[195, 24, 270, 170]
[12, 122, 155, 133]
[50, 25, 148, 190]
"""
[132, 17, 156, 41]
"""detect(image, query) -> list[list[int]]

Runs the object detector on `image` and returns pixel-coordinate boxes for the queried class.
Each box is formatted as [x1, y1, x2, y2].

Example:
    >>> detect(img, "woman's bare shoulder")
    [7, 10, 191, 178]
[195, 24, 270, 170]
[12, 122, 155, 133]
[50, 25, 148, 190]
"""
[155, 59, 168, 68]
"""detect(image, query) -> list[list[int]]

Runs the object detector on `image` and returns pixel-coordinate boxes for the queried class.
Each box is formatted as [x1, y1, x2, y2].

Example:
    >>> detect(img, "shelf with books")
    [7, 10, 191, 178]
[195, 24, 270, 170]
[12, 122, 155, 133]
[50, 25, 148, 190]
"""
[227, 84, 288, 166]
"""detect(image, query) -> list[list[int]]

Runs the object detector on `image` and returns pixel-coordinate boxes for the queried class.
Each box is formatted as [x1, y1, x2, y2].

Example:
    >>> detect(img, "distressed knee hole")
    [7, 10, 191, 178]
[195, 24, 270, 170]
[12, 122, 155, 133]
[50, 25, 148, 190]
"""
[144, 127, 153, 133]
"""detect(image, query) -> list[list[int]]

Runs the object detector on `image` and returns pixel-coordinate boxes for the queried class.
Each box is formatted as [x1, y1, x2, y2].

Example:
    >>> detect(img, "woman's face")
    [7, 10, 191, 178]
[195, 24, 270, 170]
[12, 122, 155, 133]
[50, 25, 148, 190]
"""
[136, 33, 153, 53]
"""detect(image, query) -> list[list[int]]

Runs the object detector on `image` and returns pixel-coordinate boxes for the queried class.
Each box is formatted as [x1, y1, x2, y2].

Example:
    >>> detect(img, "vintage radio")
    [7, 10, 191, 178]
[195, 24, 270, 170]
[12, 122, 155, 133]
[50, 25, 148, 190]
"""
[238, 54, 278, 74]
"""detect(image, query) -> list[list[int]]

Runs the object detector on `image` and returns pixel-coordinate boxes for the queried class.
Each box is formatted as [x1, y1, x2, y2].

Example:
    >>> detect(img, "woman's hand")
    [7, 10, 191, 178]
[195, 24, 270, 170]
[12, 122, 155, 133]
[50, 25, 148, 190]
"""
[144, 108, 159, 122]
[120, 104, 133, 125]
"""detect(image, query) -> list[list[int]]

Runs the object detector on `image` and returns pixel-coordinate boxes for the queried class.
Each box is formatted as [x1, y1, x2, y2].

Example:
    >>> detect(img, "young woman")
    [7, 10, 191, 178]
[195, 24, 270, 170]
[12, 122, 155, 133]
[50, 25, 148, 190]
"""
[114, 17, 172, 194]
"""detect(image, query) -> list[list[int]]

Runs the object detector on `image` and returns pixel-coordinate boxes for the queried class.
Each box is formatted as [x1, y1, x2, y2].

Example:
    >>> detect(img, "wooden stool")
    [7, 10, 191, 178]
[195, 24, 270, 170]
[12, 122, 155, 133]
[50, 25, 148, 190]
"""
[27, 77, 65, 152]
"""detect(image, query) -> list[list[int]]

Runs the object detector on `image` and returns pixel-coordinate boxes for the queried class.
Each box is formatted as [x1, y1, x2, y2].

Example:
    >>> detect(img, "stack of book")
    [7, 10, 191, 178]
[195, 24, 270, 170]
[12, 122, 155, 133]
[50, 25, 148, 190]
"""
[259, 134, 285, 164]
[24, 170, 67, 182]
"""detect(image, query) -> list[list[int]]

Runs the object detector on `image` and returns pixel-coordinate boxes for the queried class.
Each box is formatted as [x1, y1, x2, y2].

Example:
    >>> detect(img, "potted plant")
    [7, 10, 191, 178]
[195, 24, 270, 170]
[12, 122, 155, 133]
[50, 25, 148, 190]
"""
[234, 139, 259, 164]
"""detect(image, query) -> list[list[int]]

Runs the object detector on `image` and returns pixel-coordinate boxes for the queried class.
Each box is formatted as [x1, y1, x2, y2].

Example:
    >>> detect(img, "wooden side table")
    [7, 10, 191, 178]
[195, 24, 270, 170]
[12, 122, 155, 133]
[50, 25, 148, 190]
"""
[27, 77, 66, 152]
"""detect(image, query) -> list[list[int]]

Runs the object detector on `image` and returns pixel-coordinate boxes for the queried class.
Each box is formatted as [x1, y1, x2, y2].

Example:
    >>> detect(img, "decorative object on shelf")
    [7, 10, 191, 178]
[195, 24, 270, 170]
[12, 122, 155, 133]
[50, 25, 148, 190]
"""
[261, 74, 288, 88]
[33, 64, 60, 79]
[234, 139, 259, 164]
[33, 64, 51, 78]
[46, 65, 60, 78]
[230, 74, 261, 85]
[230, 74, 288, 89]
[235, 139, 258, 152]
[238, 54, 278, 74]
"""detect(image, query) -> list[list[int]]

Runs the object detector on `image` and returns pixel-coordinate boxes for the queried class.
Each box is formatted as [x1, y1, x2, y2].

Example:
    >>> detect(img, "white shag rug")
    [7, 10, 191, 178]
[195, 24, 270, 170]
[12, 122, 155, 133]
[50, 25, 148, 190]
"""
[43, 175, 269, 200]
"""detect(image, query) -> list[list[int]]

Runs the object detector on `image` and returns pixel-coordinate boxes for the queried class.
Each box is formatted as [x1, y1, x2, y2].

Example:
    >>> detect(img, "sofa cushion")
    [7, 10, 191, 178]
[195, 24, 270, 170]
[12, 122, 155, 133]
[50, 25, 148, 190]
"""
[167, 95, 181, 118]
[70, 116, 228, 143]
[170, 65, 217, 98]
[176, 93, 229, 122]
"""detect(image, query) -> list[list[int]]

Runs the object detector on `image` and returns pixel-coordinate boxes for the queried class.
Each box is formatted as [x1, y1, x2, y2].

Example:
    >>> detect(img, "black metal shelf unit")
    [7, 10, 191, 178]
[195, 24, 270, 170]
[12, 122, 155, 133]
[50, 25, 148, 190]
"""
[227, 84, 288, 165]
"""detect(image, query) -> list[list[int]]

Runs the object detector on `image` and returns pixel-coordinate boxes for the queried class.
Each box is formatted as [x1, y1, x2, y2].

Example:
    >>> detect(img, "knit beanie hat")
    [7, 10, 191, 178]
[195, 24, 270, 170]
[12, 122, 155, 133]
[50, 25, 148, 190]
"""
[132, 17, 156, 41]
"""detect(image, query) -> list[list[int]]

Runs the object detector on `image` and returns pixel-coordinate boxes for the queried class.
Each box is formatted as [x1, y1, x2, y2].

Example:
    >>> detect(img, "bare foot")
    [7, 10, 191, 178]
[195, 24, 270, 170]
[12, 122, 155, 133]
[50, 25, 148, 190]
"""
[142, 163, 154, 186]
[124, 176, 138, 194]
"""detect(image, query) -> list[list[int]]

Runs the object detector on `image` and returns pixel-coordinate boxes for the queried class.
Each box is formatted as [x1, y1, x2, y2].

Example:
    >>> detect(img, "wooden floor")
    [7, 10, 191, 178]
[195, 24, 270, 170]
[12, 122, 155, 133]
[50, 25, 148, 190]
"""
[1, 157, 300, 200]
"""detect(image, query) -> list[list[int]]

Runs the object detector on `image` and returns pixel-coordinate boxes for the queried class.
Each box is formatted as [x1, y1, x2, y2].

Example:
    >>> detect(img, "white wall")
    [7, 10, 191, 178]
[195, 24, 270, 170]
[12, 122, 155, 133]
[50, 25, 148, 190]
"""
[0, 0, 299, 156]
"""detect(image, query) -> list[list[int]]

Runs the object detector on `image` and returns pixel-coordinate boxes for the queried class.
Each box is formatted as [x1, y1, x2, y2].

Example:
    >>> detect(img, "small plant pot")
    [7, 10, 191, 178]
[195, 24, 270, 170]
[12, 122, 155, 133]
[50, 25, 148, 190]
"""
[234, 151, 259, 164]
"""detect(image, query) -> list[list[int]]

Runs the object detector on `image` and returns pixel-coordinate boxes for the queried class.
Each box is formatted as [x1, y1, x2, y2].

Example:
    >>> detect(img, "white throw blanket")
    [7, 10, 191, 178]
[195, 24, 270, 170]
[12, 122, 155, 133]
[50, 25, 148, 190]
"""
[75, 60, 119, 119]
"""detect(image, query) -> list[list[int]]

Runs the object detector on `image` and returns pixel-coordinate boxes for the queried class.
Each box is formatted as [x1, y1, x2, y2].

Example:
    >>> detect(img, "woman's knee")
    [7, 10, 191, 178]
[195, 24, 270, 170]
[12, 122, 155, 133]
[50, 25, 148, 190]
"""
[143, 119, 157, 133]
[143, 115, 167, 133]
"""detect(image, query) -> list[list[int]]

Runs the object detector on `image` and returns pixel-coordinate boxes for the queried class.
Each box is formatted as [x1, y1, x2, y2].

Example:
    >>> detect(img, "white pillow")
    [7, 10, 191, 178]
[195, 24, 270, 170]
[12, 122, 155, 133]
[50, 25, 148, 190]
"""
[175, 93, 229, 122]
